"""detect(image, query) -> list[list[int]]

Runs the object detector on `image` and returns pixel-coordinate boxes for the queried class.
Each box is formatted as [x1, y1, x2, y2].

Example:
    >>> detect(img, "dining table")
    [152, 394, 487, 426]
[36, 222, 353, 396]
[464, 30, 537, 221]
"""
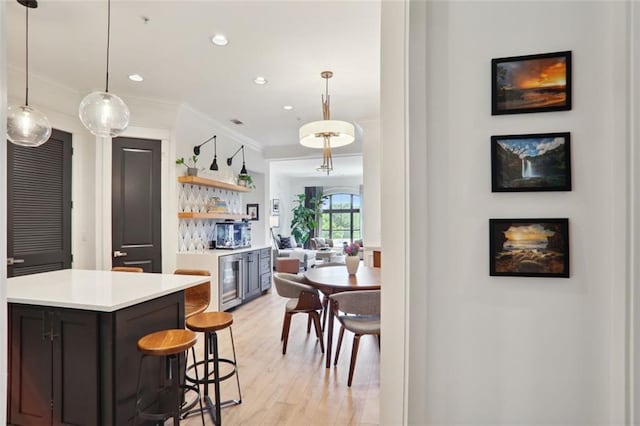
[304, 263, 381, 368]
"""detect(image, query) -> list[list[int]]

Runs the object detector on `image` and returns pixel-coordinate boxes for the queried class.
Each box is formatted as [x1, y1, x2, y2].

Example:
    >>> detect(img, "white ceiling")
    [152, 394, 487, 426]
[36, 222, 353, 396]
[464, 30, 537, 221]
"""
[271, 154, 362, 178]
[6, 0, 381, 154]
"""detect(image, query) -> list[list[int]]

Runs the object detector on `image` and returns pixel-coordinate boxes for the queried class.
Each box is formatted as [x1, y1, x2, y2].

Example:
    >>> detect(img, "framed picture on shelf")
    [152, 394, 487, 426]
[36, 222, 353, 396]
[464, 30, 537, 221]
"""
[247, 203, 259, 221]
[491, 132, 571, 192]
[489, 218, 570, 278]
[492, 50, 572, 115]
[271, 198, 280, 215]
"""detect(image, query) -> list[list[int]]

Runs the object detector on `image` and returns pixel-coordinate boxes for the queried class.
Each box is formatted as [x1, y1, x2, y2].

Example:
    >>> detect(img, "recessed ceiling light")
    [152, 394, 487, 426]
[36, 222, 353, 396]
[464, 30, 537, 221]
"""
[283, 105, 294, 111]
[211, 34, 228, 46]
[253, 76, 268, 85]
[128, 74, 144, 82]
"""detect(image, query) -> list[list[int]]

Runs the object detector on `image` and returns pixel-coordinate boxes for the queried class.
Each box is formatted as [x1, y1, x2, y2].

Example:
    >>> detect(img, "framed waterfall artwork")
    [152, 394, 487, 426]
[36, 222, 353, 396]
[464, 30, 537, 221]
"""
[489, 218, 570, 278]
[492, 50, 571, 115]
[491, 132, 571, 192]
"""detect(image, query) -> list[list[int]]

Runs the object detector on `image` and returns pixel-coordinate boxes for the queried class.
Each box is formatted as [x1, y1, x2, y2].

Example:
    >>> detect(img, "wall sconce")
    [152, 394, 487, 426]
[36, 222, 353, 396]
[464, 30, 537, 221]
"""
[227, 145, 248, 175]
[193, 134, 218, 171]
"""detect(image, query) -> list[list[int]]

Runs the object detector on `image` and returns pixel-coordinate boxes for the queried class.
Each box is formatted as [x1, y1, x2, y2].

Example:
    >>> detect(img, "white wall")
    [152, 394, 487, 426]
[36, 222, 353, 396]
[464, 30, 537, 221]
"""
[242, 171, 267, 246]
[1, 2, 8, 423]
[632, 2, 640, 422]
[268, 169, 293, 238]
[379, 0, 408, 423]
[410, 1, 629, 424]
[361, 118, 382, 247]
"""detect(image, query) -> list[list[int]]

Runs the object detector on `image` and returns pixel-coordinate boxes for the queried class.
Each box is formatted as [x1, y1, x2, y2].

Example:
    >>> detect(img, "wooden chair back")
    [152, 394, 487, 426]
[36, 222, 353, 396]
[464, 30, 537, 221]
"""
[174, 269, 211, 318]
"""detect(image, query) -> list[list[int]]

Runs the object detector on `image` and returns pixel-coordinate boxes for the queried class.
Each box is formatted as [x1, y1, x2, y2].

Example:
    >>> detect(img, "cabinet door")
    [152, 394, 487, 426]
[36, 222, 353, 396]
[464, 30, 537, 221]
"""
[244, 251, 261, 299]
[52, 309, 99, 426]
[260, 272, 272, 292]
[9, 305, 53, 426]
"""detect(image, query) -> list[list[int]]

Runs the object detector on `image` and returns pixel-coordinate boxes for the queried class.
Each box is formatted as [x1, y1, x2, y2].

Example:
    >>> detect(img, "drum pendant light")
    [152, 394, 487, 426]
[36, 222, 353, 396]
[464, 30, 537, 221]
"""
[7, 0, 52, 147]
[299, 71, 355, 175]
[78, 0, 130, 137]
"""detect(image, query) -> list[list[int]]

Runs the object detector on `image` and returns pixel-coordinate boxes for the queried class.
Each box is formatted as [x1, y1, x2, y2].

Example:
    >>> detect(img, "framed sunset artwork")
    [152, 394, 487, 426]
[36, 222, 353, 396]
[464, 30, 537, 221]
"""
[489, 218, 569, 278]
[492, 51, 572, 115]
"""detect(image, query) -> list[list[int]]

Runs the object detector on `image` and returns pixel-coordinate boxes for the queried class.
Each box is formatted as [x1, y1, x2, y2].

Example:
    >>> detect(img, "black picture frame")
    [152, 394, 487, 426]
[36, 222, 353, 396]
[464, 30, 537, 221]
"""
[492, 51, 572, 115]
[489, 218, 569, 278]
[247, 203, 259, 221]
[491, 132, 571, 192]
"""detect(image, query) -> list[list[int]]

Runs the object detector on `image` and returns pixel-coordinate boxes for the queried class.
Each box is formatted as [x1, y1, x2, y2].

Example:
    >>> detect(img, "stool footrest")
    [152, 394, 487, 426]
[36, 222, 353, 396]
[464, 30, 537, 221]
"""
[185, 358, 238, 385]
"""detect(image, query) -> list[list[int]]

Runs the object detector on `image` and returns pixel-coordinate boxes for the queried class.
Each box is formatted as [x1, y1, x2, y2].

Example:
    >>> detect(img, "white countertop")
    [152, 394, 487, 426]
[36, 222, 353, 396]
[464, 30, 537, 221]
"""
[178, 245, 272, 257]
[7, 269, 209, 312]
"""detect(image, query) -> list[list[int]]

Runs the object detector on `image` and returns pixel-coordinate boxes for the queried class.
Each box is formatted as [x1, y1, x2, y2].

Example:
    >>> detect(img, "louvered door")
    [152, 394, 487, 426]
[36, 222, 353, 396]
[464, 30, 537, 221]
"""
[7, 129, 72, 277]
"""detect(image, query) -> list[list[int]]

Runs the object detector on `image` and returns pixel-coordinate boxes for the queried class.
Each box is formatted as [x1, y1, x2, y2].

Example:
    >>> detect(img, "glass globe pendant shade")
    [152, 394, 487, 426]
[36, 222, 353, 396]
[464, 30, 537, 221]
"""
[79, 91, 130, 137]
[7, 104, 52, 147]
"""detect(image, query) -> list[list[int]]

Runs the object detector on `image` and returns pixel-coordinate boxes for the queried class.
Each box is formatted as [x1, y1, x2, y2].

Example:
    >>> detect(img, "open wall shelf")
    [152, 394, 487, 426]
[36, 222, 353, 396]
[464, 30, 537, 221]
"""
[178, 212, 250, 220]
[177, 176, 250, 192]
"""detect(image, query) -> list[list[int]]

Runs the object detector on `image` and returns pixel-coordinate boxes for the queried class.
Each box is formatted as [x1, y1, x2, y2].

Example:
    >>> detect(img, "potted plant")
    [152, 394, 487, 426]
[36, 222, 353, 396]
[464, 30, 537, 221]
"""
[290, 192, 325, 248]
[175, 155, 199, 176]
[237, 173, 256, 189]
[344, 241, 361, 275]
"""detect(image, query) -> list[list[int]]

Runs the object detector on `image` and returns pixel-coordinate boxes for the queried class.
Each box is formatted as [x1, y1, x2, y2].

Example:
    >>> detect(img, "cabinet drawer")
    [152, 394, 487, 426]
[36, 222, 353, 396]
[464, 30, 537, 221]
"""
[260, 273, 272, 291]
[259, 248, 271, 259]
[260, 257, 270, 274]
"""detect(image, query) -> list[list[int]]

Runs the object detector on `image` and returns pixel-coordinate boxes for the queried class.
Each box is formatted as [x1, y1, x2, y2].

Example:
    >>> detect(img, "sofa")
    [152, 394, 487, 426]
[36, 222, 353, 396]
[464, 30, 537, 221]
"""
[272, 233, 316, 270]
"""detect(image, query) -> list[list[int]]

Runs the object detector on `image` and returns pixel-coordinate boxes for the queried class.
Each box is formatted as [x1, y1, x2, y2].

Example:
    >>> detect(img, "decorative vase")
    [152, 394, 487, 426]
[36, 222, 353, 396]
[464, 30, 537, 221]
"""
[346, 256, 360, 275]
[187, 167, 198, 176]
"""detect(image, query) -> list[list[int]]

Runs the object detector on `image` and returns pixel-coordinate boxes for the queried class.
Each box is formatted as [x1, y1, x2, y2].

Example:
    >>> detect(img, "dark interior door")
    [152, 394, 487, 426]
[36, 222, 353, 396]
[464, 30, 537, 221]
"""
[112, 137, 162, 272]
[7, 129, 72, 277]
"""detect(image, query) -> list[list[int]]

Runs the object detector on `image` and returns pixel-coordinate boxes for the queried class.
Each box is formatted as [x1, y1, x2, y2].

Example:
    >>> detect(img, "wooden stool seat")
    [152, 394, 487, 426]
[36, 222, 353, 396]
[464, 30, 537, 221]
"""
[112, 266, 143, 273]
[137, 329, 197, 356]
[187, 312, 233, 333]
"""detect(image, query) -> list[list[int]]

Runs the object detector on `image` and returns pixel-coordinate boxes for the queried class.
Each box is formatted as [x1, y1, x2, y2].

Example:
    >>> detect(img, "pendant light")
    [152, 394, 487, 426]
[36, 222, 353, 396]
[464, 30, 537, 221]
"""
[299, 71, 355, 175]
[78, 0, 130, 137]
[7, 0, 52, 148]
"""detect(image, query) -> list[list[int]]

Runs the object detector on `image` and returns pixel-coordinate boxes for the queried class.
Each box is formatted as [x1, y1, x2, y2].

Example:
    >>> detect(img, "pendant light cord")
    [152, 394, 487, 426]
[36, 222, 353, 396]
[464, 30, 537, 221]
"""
[25, 6, 29, 105]
[105, 0, 111, 92]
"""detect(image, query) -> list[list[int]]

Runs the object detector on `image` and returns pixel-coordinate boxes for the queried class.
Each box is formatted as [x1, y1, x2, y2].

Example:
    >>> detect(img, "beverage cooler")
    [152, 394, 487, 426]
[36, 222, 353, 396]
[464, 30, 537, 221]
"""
[218, 253, 244, 310]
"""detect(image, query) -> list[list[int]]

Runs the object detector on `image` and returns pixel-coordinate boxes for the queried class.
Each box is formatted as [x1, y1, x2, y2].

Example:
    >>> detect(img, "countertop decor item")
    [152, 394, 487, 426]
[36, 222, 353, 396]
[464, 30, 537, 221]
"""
[7, 0, 52, 147]
[78, 0, 130, 137]
[345, 255, 360, 275]
[299, 71, 355, 175]
[176, 155, 199, 176]
[344, 241, 361, 275]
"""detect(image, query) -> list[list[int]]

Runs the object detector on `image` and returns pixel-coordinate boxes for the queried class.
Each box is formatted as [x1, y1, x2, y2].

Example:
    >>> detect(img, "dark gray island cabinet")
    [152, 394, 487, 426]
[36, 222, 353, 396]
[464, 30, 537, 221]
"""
[7, 269, 208, 426]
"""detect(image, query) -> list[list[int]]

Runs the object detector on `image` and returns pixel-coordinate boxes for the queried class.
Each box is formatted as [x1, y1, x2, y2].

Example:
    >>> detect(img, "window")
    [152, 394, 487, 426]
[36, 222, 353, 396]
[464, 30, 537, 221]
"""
[319, 193, 361, 246]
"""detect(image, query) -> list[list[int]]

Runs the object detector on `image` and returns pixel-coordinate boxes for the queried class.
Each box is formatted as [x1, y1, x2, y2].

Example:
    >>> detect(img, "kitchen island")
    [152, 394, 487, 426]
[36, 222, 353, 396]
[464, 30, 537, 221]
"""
[7, 269, 209, 426]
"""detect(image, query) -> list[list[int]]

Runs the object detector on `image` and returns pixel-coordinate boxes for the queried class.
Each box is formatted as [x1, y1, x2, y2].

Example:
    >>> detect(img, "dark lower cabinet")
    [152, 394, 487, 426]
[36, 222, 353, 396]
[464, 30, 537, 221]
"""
[9, 305, 99, 426]
[259, 248, 272, 292]
[8, 291, 185, 426]
[243, 250, 261, 300]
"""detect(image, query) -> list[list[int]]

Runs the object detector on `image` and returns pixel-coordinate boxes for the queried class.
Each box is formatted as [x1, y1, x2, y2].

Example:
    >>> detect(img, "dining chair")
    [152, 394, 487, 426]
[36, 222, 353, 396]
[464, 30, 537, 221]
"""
[272, 272, 325, 355]
[111, 266, 143, 272]
[330, 289, 381, 386]
[174, 269, 211, 319]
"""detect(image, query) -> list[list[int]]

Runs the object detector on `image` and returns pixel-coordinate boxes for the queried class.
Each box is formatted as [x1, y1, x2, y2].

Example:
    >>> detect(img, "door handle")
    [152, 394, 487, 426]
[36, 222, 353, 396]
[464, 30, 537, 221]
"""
[113, 250, 128, 258]
[7, 257, 25, 266]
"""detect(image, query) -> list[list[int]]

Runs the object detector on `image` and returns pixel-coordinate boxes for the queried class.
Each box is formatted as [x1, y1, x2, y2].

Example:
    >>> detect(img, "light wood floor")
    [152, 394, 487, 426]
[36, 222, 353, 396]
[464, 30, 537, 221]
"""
[182, 289, 380, 425]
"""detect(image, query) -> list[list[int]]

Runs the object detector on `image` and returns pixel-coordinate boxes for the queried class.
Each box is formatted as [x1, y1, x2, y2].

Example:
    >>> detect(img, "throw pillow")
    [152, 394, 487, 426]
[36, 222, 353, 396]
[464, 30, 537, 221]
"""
[316, 237, 326, 248]
[279, 236, 292, 249]
[290, 234, 298, 248]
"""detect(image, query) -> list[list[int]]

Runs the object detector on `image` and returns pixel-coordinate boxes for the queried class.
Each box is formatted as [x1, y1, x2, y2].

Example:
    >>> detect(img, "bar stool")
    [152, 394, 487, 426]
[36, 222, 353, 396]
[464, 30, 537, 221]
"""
[186, 312, 242, 426]
[134, 329, 205, 425]
[111, 266, 143, 272]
